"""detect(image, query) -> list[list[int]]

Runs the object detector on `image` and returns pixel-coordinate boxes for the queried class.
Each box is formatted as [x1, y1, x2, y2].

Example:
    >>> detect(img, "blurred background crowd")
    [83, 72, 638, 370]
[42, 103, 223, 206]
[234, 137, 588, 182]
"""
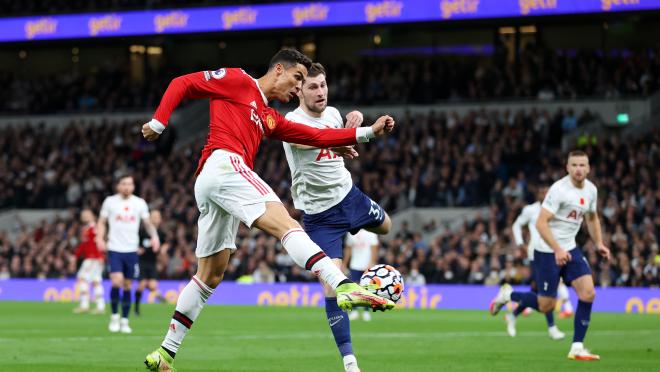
[1, 109, 657, 287]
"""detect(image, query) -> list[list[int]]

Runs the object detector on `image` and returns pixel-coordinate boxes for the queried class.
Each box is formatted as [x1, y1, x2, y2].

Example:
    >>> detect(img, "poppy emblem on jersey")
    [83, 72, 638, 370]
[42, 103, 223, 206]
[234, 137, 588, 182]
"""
[579, 198, 584, 205]
[124, 206, 129, 211]
[266, 115, 276, 130]
[211, 68, 226, 79]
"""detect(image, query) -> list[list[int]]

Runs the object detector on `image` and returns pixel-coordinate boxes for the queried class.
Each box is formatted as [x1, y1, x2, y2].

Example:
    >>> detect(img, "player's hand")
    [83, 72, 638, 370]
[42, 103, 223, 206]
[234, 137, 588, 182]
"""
[95, 237, 106, 252]
[555, 250, 572, 266]
[330, 146, 359, 159]
[345, 111, 363, 129]
[596, 243, 611, 261]
[137, 247, 145, 256]
[142, 122, 160, 141]
[371, 115, 395, 136]
[151, 236, 161, 253]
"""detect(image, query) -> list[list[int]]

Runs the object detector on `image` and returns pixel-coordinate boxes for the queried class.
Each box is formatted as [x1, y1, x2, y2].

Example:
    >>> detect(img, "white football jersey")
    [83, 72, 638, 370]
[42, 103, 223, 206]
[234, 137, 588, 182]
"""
[538, 176, 598, 253]
[345, 230, 378, 271]
[512, 201, 542, 260]
[100, 194, 150, 253]
[283, 107, 353, 214]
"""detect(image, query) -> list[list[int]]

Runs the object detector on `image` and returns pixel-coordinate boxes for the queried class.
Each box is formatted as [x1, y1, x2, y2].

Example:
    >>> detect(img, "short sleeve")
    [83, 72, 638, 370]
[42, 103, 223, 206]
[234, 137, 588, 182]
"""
[140, 199, 150, 220]
[100, 198, 111, 218]
[589, 187, 598, 213]
[541, 186, 560, 215]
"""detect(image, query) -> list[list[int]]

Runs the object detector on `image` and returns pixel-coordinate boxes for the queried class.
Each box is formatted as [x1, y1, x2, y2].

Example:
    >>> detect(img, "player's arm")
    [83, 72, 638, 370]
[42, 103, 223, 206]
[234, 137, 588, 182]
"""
[585, 211, 610, 261]
[511, 210, 528, 249]
[270, 114, 394, 148]
[330, 110, 363, 158]
[142, 69, 236, 141]
[95, 216, 107, 252]
[536, 208, 571, 266]
[142, 218, 161, 253]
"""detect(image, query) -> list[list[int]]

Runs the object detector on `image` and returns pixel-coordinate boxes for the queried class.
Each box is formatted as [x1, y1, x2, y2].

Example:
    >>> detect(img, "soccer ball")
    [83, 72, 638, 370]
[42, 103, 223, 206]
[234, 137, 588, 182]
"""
[359, 264, 404, 303]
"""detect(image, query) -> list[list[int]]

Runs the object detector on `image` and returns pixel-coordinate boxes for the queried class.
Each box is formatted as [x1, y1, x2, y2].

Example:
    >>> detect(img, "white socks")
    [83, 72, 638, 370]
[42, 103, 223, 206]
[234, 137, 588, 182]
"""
[281, 228, 348, 289]
[79, 281, 90, 309]
[162, 276, 214, 355]
[94, 283, 105, 311]
[557, 284, 573, 312]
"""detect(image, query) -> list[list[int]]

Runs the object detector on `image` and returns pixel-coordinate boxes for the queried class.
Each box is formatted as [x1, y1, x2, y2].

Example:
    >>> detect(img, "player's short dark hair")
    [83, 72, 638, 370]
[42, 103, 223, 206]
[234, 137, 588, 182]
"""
[268, 48, 312, 71]
[116, 174, 133, 183]
[307, 62, 326, 79]
[567, 150, 589, 161]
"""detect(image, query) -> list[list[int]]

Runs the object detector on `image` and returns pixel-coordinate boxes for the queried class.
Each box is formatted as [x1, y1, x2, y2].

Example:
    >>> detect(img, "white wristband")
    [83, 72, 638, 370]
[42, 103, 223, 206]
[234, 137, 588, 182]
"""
[148, 118, 166, 134]
[356, 127, 374, 143]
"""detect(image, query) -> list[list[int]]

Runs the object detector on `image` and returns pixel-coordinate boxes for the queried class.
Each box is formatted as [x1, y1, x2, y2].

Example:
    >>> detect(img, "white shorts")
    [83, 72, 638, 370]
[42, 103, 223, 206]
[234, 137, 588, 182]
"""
[77, 259, 103, 282]
[194, 149, 281, 258]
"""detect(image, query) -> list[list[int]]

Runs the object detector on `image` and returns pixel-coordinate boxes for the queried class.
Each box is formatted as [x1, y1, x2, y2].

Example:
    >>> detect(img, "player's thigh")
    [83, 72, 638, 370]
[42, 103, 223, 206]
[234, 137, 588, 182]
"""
[107, 252, 125, 286]
[345, 186, 387, 234]
[253, 202, 301, 240]
[195, 196, 239, 259]
[366, 212, 391, 235]
[197, 150, 281, 233]
[562, 248, 593, 296]
[122, 253, 139, 282]
[77, 259, 93, 282]
[532, 251, 561, 297]
[321, 258, 344, 297]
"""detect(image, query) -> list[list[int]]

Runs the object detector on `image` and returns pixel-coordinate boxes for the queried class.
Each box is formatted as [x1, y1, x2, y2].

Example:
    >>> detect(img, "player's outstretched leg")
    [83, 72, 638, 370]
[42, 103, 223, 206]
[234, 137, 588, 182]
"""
[145, 250, 228, 371]
[489, 284, 513, 315]
[568, 275, 599, 361]
[256, 203, 394, 312]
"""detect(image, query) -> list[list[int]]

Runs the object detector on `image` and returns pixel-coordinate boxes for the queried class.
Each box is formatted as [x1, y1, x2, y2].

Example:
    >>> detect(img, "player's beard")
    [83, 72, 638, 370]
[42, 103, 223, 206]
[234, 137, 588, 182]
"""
[305, 100, 326, 114]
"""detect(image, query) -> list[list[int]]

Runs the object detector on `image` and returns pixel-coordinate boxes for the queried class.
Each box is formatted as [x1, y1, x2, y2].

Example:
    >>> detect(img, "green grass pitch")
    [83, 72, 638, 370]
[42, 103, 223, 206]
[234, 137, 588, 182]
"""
[1, 302, 658, 371]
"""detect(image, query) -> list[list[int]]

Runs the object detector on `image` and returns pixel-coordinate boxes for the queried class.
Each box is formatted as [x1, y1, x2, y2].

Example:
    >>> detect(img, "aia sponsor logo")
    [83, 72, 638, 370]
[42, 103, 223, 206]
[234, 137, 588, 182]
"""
[566, 209, 584, 220]
[315, 148, 338, 161]
[115, 214, 136, 223]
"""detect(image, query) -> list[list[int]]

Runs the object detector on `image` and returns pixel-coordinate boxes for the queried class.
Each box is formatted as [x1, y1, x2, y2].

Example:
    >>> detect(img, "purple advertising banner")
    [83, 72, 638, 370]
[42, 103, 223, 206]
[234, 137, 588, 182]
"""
[1, 0, 659, 43]
[1, 279, 658, 313]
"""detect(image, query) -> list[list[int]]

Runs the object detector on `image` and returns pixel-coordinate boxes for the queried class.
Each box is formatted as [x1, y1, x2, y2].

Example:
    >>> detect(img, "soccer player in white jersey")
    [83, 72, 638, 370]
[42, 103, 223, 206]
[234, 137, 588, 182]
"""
[490, 151, 610, 361]
[345, 230, 379, 322]
[96, 175, 160, 334]
[283, 63, 392, 372]
[502, 185, 565, 340]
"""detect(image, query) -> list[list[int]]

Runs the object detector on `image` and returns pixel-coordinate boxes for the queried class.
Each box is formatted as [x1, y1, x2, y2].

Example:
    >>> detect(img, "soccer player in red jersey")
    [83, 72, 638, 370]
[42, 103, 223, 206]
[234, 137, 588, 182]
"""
[142, 49, 396, 371]
[73, 209, 105, 314]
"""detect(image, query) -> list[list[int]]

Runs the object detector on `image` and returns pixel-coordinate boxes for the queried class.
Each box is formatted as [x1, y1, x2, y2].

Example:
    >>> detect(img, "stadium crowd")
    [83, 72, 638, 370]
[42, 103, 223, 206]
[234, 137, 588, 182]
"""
[0, 108, 657, 287]
[2, 47, 659, 114]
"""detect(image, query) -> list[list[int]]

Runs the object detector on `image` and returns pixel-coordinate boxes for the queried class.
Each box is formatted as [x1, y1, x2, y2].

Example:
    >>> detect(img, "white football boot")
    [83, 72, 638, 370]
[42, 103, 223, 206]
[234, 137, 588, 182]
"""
[120, 317, 132, 334]
[505, 313, 517, 337]
[489, 284, 512, 316]
[108, 313, 120, 333]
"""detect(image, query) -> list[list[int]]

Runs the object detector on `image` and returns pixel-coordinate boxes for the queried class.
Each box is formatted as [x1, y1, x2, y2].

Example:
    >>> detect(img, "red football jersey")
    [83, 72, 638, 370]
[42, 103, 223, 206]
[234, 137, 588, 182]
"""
[74, 223, 103, 260]
[152, 68, 359, 175]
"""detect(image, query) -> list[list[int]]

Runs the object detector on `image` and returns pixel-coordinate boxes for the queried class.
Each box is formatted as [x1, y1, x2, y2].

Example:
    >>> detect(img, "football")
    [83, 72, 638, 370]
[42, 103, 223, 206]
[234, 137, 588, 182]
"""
[359, 264, 405, 303]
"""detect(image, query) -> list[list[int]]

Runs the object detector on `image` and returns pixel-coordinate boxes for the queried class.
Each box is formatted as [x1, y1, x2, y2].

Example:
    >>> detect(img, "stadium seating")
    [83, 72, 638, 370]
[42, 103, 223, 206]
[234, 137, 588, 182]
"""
[1, 111, 656, 287]
[2, 47, 658, 114]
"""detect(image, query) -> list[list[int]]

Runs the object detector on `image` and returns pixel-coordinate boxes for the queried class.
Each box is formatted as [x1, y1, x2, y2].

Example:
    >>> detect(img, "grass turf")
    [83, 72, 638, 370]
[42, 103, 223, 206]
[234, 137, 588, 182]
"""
[1, 302, 658, 371]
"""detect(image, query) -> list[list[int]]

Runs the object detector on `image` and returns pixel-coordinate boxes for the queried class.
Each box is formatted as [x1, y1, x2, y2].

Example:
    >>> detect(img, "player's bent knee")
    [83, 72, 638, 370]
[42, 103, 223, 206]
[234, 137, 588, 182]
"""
[538, 299, 556, 313]
[580, 289, 596, 302]
[199, 272, 224, 289]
